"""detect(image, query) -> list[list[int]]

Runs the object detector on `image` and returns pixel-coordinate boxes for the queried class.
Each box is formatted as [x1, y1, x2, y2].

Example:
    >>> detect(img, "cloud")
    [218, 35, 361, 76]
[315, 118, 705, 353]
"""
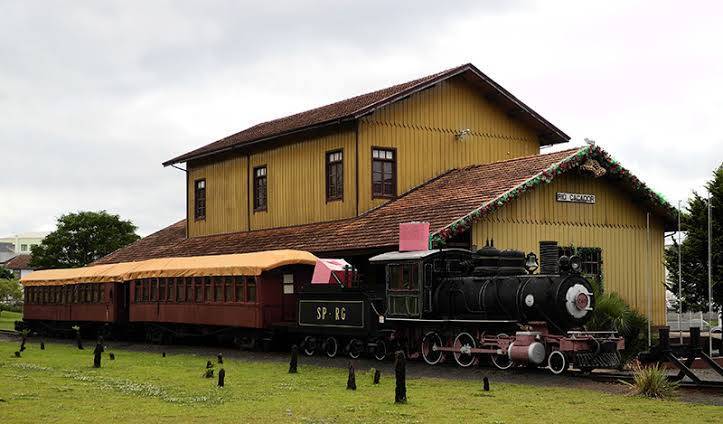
[0, 0, 720, 236]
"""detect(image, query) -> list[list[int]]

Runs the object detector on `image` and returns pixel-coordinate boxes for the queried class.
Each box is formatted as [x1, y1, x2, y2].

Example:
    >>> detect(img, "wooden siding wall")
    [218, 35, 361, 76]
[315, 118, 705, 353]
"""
[358, 76, 541, 213]
[249, 128, 357, 229]
[471, 172, 667, 325]
[187, 155, 248, 237]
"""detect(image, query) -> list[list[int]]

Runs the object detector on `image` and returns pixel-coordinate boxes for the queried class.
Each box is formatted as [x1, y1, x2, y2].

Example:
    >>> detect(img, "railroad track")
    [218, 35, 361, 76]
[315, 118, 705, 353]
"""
[0, 329, 18, 336]
[572, 370, 723, 390]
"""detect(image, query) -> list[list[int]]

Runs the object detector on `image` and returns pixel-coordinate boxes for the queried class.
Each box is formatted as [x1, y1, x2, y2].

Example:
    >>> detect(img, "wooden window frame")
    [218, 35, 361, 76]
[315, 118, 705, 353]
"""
[247, 277, 257, 303]
[234, 276, 245, 303]
[214, 276, 223, 302]
[194, 178, 206, 221]
[325, 149, 344, 202]
[253, 165, 268, 212]
[225, 276, 233, 303]
[371, 147, 397, 199]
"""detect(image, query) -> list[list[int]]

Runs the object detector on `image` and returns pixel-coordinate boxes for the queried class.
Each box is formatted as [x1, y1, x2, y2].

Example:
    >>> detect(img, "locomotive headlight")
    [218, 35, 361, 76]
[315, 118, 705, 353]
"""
[570, 255, 582, 273]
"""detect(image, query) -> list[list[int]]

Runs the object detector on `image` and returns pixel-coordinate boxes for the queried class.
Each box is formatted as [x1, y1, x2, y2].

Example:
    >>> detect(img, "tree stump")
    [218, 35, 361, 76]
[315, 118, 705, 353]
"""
[373, 369, 381, 385]
[289, 345, 298, 374]
[394, 350, 407, 403]
[217, 353, 223, 364]
[346, 362, 356, 390]
[218, 368, 225, 387]
[93, 338, 104, 368]
[483, 376, 490, 392]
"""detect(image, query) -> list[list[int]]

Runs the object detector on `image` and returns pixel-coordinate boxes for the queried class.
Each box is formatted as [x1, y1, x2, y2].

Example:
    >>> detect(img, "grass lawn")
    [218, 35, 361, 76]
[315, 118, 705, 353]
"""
[0, 310, 21, 331]
[0, 340, 720, 423]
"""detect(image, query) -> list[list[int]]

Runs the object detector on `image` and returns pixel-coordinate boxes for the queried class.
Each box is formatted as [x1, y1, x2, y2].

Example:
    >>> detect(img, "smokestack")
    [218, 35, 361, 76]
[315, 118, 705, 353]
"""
[539, 241, 559, 275]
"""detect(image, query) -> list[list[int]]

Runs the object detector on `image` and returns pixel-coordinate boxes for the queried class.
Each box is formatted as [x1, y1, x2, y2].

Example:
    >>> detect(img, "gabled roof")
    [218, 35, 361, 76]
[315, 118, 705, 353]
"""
[98, 146, 675, 264]
[163, 63, 570, 166]
[4, 254, 34, 270]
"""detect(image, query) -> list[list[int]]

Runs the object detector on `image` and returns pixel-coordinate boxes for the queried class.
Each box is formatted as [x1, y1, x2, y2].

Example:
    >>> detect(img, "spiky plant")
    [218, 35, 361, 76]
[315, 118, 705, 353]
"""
[586, 292, 648, 364]
[624, 363, 678, 399]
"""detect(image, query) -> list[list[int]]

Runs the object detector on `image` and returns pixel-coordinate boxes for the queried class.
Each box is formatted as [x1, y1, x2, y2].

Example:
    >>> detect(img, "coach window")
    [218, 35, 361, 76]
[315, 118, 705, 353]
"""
[91, 285, 98, 303]
[225, 277, 233, 302]
[253, 166, 268, 211]
[152, 279, 159, 302]
[167, 279, 174, 301]
[158, 279, 166, 301]
[234, 276, 245, 302]
[194, 179, 206, 220]
[204, 277, 211, 302]
[134, 281, 141, 303]
[142, 280, 149, 302]
[372, 147, 396, 198]
[212, 277, 221, 302]
[194, 278, 203, 302]
[176, 279, 185, 302]
[98, 285, 104, 303]
[388, 264, 418, 290]
[247, 277, 257, 303]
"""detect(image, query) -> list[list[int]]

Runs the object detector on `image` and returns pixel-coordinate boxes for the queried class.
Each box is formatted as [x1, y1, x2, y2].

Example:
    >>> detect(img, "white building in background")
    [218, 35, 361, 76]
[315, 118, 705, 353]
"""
[0, 232, 49, 255]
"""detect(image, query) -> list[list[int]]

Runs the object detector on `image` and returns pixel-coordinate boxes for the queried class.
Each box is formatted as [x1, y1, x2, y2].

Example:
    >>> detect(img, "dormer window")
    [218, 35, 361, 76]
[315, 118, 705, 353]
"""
[194, 179, 206, 220]
[372, 147, 396, 198]
[254, 166, 268, 211]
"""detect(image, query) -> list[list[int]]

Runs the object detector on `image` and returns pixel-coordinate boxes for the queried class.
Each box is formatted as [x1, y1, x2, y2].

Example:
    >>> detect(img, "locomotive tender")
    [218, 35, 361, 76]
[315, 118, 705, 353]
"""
[297, 241, 624, 374]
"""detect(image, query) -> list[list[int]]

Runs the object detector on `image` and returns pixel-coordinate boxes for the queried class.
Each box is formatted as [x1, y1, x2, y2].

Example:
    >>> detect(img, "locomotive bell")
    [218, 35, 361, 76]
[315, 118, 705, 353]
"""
[524, 252, 539, 274]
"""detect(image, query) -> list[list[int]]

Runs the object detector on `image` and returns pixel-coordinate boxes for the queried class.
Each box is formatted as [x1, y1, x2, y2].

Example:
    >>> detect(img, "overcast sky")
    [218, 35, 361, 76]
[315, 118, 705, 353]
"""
[1, 0, 721, 237]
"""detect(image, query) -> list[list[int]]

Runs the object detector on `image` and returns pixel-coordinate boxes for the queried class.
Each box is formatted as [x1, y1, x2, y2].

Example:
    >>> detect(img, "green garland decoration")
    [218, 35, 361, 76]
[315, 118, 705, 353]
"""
[430, 145, 676, 248]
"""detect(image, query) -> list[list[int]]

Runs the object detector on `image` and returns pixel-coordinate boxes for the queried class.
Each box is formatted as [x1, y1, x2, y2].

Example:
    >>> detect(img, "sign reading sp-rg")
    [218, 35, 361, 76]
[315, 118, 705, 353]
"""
[298, 300, 365, 328]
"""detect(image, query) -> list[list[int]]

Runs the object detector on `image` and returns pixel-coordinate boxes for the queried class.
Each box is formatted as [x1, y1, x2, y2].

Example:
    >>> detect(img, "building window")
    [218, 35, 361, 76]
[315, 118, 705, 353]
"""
[21, 244, 28, 252]
[326, 150, 343, 201]
[559, 246, 603, 288]
[253, 166, 267, 211]
[372, 148, 396, 198]
[194, 179, 206, 220]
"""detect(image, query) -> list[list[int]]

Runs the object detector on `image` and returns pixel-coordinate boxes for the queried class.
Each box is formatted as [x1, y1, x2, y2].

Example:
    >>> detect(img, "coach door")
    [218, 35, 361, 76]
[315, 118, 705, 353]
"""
[281, 272, 297, 322]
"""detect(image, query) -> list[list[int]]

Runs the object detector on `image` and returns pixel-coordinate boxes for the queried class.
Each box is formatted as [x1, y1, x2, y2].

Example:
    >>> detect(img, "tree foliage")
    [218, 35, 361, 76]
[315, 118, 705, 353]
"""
[0, 267, 14, 280]
[29, 211, 140, 269]
[664, 164, 723, 311]
[0, 278, 23, 315]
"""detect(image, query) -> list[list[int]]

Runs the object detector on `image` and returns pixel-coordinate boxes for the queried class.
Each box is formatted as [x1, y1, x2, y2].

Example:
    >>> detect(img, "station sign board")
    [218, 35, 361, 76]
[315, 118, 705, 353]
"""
[556, 192, 596, 204]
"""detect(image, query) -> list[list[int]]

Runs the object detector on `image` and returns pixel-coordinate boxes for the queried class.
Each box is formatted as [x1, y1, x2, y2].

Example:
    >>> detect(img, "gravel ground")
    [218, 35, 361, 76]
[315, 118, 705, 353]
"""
[4, 333, 721, 406]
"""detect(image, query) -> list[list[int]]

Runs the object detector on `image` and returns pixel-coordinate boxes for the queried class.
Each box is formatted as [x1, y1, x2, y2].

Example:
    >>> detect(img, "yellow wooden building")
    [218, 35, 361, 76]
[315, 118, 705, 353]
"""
[100, 63, 675, 325]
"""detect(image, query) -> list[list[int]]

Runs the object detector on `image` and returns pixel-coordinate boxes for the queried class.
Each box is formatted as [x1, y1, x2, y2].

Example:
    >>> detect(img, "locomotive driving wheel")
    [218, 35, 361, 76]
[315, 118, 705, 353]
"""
[490, 333, 514, 370]
[421, 331, 444, 365]
[453, 332, 478, 368]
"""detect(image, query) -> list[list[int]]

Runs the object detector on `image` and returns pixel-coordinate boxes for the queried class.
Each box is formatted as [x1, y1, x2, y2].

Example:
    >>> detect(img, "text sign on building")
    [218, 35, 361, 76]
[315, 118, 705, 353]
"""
[556, 192, 596, 204]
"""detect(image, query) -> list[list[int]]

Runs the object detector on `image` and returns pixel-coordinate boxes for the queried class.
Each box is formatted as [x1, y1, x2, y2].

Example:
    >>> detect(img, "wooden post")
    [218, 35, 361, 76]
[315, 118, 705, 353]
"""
[483, 376, 490, 391]
[394, 350, 407, 403]
[289, 345, 298, 374]
[373, 369, 381, 385]
[217, 353, 223, 364]
[218, 368, 225, 387]
[93, 338, 104, 368]
[346, 362, 356, 390]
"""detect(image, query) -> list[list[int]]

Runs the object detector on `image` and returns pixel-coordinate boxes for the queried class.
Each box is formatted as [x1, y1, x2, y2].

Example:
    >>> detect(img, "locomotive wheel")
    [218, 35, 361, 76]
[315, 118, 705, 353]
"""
[548, 350, 569, 375]
[373, 340, 387, 361]
[453, 332, 478, 368]
[347, 338, 363, 359]
[490, 353, 514, 370]
[302, 336, 316, 356]
[421, 332, 444, 365]
[323, 336, 338, 358]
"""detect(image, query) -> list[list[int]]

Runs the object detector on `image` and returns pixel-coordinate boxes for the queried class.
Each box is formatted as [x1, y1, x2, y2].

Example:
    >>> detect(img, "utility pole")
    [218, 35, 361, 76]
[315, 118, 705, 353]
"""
[708, 197, 713, 355]
[678, 200, 683, 344]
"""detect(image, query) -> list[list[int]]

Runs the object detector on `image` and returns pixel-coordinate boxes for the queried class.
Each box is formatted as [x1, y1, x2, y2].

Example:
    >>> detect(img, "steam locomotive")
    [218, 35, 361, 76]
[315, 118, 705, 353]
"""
[295, 241, 624, 374]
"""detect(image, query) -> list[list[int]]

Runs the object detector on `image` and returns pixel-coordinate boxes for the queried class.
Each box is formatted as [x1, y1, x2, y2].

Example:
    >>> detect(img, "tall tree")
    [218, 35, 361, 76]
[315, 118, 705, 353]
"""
[0, 278, 22, 317]
[29, 211, 140, 269]
[665, 164, 723, 311]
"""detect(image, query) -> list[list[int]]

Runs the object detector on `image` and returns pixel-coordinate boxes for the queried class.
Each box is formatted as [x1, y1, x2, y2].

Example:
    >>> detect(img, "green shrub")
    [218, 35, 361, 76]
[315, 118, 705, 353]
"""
[625, 363, 678, 399]
[586, 292, 648, 365]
